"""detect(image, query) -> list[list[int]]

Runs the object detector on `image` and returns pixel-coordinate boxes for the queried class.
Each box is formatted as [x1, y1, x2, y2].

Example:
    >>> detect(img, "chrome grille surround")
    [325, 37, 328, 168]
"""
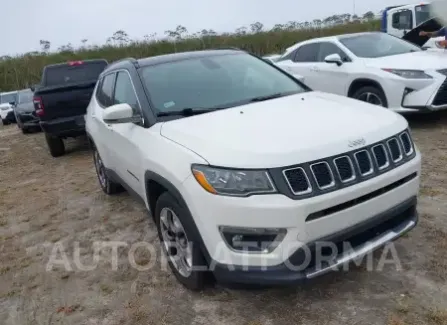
[275, 129, 417, 200]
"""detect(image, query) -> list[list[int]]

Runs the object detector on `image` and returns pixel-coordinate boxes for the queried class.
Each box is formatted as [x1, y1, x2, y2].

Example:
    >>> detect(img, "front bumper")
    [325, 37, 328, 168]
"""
[384, 69, 447, 113]
[0, 108, 13, 120]
[212, 196, 417, 285]
[17, 111, 39, 126]
[181, 151, 421, 269]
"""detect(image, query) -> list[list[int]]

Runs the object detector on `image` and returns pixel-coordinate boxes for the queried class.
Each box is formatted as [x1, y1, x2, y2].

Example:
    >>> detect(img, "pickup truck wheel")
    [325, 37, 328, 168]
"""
[155, 192, 209, 291]
[93, 149, 123, 194]
[2, 119, 10, 126]
[22, 127, 30, 134]
[45, 133, 65, 157]
[352, 86, 388, 107]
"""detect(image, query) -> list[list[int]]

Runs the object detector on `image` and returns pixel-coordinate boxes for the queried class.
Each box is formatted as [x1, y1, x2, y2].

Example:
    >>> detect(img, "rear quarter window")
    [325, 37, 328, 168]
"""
[43, 61, 108, 87]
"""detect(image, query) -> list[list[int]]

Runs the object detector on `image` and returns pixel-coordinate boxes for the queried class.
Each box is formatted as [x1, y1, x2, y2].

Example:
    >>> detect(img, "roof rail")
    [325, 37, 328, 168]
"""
[109, 57, 139, 68]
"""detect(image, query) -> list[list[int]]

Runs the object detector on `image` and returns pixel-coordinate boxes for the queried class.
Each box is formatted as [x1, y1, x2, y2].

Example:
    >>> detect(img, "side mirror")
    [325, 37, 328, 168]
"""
[9, 101, 16, 107]
[324, 53, 343, 66]
[102, 103, 141, 124]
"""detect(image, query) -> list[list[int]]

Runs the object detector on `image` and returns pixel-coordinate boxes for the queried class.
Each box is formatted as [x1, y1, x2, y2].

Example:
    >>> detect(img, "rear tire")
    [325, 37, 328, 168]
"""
[92, 147, 124, 195]
[22, 127, 30, 134]
[45, 133, 65, 157]
[2, 119, 10, 126]
[352, 86, 388, 108]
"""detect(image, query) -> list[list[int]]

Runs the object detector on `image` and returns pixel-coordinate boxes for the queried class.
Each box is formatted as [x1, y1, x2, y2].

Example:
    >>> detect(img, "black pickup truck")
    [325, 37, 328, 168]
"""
[33, 59, 108, 157]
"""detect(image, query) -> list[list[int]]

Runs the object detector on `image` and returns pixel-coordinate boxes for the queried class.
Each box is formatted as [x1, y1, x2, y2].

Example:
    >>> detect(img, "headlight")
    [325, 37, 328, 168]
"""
[382, 69, 432, 79]
[191, 164, 276, 197]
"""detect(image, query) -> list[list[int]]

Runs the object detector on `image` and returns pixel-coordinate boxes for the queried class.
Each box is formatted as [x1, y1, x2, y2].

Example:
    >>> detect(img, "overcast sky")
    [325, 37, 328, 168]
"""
[4, 0, 397, 56]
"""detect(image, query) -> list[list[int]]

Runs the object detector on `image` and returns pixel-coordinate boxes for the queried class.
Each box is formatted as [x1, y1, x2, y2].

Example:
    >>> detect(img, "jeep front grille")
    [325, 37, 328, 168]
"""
[279, 130, 416, 199]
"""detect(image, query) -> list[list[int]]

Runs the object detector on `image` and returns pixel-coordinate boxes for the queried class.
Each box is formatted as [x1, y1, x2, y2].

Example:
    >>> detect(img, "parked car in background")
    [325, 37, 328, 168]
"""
[0, 91, 18, 125]
[33, 59, 108, 157]
[86, 50, 421, 290]
[273, 32, 447, 113]
[14, 88, 38, 133]
[262, 54, 282, 63]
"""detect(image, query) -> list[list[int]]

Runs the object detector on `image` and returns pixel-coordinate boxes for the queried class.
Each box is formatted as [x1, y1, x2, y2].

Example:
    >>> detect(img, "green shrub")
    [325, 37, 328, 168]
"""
[0, 20, 380, 92]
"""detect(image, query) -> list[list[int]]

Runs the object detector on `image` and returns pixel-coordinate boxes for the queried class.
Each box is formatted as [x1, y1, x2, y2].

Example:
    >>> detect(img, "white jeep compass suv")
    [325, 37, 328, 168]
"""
[85, 49, 421, 290]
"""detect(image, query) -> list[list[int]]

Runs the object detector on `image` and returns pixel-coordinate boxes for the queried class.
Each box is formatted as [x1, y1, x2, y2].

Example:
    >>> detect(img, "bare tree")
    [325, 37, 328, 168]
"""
[111, 30, 130, 46]
[58, 43, 73, 52]
[363, 11, 375, 20]
[39, 40, 51, 53]
[250, 22, 263, 33]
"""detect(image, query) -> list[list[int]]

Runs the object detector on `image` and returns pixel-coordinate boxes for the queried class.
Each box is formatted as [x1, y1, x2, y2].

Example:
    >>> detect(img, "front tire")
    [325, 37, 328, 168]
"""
[352, 86, 388, 108]
[45, 133, 65, 157]
[2, 119, 10, 126]
[155, 192, 209, 291]
[92, 148, 123, 195]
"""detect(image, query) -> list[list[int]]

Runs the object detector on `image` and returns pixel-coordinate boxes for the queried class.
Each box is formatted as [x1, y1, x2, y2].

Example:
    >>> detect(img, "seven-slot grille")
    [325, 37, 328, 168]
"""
[282, 131, 415, 197]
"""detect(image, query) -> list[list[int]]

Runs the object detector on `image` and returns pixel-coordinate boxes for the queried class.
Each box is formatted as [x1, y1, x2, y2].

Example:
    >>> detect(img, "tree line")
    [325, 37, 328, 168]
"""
[33, 11, 376, 55]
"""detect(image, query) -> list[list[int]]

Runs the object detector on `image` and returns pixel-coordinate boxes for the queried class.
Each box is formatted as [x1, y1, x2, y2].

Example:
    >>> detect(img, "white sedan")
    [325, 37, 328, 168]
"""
[274, 32, 447, 113]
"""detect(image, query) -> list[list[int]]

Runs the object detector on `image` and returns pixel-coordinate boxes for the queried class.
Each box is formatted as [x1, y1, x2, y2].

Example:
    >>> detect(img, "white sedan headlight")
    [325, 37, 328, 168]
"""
[191, 164, 276, 197]
[382, 69, 432, 79]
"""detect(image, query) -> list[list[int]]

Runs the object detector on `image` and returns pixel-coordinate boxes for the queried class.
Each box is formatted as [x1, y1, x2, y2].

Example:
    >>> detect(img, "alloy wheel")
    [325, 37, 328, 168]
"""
[356, 92, 384, 106]
[159, 207, 193, 277]
[94, 150, 107, 188]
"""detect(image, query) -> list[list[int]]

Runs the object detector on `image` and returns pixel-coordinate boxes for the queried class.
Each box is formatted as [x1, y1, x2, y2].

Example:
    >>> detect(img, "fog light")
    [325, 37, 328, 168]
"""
[219, 226, 286, 253]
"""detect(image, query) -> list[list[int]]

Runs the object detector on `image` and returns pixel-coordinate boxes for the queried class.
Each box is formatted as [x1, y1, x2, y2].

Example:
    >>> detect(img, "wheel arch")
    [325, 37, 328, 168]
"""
[347, 78, 388, 107]
[144, 170, 211, 263]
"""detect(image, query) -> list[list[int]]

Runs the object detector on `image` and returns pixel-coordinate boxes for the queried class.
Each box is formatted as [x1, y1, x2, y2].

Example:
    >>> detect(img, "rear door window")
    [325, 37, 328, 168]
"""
[43, 61, 108, 86]
[293, 43, 320, 62]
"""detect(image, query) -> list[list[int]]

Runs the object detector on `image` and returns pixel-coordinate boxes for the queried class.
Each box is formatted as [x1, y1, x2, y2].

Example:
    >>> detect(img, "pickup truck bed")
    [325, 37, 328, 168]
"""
[33, 59, 108, 157]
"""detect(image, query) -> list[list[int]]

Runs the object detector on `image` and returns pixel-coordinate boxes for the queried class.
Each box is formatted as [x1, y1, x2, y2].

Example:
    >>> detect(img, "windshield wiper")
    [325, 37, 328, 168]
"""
[248, 92, 297, 103]
[157, 108, 217, 117]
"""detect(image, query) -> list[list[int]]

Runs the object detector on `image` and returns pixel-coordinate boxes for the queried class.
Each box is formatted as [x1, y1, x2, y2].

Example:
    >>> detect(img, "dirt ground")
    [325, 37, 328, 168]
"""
[0, 112, 446, 325]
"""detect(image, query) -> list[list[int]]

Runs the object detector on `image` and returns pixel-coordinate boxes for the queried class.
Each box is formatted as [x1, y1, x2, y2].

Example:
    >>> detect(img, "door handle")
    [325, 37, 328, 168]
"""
[310, 66, 320, 72]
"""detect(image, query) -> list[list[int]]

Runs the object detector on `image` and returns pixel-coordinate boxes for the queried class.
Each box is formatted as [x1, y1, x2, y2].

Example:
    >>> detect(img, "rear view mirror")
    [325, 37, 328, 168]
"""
[324, 53, 343, 66]
[102, 103, 141, 124]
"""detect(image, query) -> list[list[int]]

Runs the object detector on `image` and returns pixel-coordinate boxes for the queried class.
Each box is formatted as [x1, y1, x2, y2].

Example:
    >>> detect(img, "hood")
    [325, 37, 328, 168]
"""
[160, 92, 408, 168]
[0, 103, 12, 109]
[365, 50, 447, 70]
[402, 17, 443, 47]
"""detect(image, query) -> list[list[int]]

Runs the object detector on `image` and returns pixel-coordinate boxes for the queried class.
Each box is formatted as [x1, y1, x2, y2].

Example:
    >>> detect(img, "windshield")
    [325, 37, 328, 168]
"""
[0, 93, 17, 104]
[415, 4, 432, 26]
[339, 33, 421, 58]
[140, 52, 306, 114]
[18, 90, 33, 103]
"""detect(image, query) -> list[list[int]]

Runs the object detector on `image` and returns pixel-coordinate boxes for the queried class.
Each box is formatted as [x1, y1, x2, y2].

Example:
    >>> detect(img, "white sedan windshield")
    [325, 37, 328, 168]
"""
[339, 33, 421, 58]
